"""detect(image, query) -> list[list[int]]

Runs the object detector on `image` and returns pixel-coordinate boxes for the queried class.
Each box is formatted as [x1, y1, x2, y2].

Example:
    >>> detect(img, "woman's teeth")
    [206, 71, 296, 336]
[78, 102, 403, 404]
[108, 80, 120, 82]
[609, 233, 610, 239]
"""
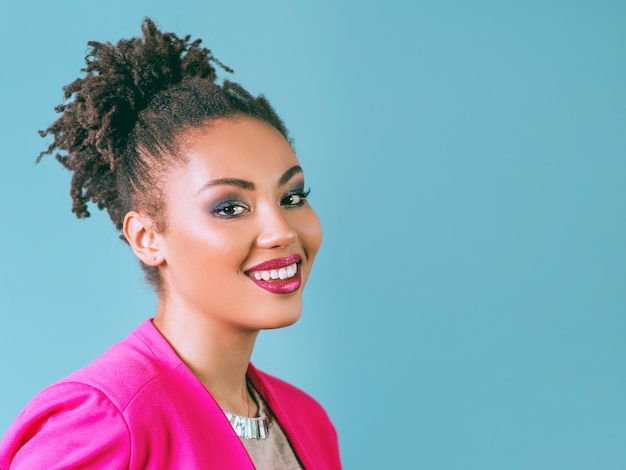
[252, 263, 298, 281]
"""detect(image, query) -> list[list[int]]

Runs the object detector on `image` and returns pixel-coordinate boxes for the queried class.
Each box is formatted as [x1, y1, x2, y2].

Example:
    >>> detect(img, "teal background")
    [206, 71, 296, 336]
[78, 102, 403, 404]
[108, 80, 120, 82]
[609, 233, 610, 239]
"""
[1, 1, 625, 468]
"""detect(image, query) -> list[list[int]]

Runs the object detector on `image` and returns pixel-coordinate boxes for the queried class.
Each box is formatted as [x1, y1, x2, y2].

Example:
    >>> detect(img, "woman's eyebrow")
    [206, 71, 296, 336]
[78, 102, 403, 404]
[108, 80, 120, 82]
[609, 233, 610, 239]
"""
[279, 165, 303, 186]
[196, 165, 303, 196]
[196, 178, 254, 196]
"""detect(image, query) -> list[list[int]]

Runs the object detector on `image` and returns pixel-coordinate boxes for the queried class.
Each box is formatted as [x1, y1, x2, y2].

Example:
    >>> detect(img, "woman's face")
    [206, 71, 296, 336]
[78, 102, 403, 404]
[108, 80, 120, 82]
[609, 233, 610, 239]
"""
[154, 117, 322, 331]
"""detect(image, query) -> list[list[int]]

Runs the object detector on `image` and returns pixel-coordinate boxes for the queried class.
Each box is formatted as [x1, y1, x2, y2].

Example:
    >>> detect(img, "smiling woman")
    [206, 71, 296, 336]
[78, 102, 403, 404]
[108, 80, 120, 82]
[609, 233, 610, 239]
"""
[0, 18, 340, 470]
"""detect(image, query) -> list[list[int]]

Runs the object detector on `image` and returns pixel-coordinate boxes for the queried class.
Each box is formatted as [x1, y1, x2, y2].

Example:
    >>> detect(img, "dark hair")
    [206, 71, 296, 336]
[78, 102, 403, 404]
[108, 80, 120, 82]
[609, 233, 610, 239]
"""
[38, 18, 290, 291]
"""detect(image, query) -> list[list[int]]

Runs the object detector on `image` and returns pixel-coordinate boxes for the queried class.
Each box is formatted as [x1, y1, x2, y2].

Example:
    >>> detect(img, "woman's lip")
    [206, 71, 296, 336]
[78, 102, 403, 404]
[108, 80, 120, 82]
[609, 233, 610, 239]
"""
[247, 269, 302, 294]
[244, 254, 302, 273]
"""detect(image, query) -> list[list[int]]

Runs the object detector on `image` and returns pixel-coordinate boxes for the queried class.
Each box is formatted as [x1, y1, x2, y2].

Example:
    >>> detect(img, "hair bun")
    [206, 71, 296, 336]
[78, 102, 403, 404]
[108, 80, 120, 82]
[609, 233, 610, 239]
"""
[38, 18, 232, 220]
[69, 18, 229, 164]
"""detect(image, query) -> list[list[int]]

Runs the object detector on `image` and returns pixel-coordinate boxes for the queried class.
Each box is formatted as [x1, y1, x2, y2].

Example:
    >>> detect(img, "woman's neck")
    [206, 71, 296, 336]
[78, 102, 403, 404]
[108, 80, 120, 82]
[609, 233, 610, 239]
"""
[153, 298, 260, 417]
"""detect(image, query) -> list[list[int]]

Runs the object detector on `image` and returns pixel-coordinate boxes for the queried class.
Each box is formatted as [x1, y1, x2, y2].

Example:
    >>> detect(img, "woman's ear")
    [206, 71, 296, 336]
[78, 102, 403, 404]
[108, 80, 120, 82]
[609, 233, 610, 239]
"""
[123, 211, 164, 266]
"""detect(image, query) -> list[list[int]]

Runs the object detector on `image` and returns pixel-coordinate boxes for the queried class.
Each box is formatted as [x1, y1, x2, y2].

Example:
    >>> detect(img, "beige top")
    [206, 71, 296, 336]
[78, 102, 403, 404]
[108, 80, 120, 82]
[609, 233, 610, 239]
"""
[236, 385, 303, 469]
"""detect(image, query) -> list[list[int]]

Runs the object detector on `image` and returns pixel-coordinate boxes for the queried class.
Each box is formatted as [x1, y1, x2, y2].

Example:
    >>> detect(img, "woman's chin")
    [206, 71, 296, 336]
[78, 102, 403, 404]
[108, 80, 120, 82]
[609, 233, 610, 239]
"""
[250, 308, 303, 331]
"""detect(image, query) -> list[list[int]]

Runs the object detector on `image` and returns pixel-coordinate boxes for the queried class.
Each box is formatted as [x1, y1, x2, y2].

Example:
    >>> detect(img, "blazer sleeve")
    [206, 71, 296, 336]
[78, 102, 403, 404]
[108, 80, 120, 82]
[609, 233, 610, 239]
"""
[0, 382, 131, 470]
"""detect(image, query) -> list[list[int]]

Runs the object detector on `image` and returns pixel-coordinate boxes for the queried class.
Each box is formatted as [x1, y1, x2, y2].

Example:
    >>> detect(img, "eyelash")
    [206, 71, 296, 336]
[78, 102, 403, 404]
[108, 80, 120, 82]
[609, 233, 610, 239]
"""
[211, 188, 311, 219]
[212, 201, 249, 218]
[281, 188, 311, 208]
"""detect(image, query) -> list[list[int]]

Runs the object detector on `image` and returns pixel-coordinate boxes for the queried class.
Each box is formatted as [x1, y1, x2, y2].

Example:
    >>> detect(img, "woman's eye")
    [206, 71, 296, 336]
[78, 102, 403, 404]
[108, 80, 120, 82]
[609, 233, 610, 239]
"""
[213, 203, 248, 218]
[281, 189, 311, 207]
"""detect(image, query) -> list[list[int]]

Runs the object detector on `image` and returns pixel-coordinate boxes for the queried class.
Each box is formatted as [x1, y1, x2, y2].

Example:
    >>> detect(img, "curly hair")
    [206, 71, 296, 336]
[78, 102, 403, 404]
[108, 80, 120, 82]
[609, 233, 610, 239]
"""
[38, 18, 290, 291]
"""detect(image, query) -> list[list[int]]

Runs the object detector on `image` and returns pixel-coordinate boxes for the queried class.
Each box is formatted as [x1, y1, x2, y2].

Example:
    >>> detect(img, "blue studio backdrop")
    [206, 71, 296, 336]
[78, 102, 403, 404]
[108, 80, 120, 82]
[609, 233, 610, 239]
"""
[1, 1, 625, 468]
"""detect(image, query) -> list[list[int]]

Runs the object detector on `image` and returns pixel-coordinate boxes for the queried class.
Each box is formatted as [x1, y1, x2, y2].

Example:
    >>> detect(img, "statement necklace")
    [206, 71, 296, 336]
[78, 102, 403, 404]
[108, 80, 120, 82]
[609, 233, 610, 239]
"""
[222, 382, 271, 440]
[223, 409, 271, 440]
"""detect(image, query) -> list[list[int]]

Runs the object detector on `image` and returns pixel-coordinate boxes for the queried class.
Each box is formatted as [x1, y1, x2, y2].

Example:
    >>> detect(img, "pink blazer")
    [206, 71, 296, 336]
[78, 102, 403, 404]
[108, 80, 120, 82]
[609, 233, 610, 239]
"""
[0, 320, 341, 469]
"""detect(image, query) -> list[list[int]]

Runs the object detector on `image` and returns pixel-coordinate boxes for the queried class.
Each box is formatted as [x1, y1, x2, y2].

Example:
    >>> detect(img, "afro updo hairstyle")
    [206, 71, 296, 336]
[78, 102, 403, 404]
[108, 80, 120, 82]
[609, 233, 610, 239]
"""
[38, 18, 290, 292]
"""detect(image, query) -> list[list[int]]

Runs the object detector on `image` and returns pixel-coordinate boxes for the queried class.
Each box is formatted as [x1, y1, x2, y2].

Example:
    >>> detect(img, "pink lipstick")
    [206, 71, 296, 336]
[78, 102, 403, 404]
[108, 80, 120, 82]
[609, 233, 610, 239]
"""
[245, 255, 302, 294]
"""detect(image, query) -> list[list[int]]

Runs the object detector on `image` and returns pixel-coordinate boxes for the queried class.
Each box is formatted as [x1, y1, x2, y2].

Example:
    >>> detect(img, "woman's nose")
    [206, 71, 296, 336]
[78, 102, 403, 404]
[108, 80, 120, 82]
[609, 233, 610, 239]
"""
[255, 206, 297, 249]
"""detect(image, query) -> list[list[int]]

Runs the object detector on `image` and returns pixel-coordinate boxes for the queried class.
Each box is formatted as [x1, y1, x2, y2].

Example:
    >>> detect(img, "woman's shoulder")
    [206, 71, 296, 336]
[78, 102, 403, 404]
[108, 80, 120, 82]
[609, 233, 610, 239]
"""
[248, 365, 342, 469]
[9, 318, 173, 424]
[0, 379, 132, 468]
[0, 320, 184, 469]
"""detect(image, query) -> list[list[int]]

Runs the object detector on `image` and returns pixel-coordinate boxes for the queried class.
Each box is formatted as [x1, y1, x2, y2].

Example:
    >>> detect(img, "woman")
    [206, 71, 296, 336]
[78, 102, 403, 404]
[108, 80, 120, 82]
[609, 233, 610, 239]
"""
[0, 18, 341, 469]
